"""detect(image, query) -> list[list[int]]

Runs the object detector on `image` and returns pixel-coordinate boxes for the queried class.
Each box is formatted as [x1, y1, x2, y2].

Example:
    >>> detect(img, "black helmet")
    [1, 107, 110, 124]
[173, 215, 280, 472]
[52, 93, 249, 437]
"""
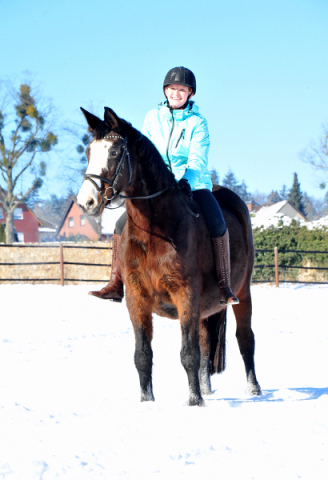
[163, 66, 196, 95]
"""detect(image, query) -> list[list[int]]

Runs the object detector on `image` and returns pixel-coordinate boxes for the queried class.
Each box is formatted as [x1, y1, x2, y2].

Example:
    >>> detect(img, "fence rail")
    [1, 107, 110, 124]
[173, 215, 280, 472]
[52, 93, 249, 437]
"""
[1, 244, 328, 286]
[254, 247, 328, 286]
[0, 243, 112, 285]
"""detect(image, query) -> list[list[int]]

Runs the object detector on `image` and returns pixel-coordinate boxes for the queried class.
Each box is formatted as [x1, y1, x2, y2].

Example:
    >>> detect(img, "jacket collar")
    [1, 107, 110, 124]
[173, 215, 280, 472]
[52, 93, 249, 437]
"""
[158, 101, 198, 120]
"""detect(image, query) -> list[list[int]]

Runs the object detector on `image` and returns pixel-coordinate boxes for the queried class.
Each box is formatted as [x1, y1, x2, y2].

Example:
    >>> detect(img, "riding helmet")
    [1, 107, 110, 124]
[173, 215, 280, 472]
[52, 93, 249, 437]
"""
[163, 67, 196, 95]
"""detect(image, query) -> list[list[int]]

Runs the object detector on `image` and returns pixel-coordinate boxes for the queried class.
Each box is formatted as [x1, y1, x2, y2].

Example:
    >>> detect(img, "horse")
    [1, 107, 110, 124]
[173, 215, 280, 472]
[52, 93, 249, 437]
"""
[77, 106, 261, 406]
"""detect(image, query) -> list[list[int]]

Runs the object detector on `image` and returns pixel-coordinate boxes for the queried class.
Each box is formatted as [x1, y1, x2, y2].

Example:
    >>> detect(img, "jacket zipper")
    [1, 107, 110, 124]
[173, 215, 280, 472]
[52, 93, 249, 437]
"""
[166, 110, 175, 172]
[175, 129, 185, 148]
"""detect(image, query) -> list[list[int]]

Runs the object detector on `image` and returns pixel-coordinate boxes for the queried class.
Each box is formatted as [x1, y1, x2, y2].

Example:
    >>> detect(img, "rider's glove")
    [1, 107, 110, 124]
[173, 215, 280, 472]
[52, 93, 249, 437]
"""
[178, 179, 193, 200]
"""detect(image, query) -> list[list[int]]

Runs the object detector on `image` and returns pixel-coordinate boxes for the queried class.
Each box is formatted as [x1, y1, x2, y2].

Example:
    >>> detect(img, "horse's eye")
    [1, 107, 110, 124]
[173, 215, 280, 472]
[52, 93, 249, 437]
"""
[110, 150, 118, 157]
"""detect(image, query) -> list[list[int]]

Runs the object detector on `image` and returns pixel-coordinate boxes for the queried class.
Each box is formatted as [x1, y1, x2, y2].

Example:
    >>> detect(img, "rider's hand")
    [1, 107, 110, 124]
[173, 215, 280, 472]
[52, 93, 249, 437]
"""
[178, 179, 193, 200]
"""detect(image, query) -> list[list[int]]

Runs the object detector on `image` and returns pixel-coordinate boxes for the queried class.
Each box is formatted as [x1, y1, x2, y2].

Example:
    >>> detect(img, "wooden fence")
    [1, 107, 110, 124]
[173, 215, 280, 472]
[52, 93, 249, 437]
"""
[1, 244, 328, 287]
[253, 248, 328, 286]
[0, 243, 113, 285]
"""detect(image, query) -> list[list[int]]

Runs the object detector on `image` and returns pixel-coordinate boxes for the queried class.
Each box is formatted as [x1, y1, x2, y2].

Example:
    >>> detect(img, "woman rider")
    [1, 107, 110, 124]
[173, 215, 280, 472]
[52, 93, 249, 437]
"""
[89, 66, 239, 306]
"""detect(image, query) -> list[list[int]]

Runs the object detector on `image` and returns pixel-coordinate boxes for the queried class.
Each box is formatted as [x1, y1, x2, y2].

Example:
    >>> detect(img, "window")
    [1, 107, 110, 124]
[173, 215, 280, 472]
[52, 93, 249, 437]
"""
[80, 215, 85, 226]
[13, 207, 23, 220]
[0, 208, 3, 220]
[17, 232, 24, 242]
[69, 217, 74, 228]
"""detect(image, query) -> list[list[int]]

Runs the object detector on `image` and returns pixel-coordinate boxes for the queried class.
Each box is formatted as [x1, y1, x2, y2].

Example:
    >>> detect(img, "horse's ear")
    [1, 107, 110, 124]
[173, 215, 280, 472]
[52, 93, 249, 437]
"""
[104, 107, 121, 131]
[80, 108, 101, 132]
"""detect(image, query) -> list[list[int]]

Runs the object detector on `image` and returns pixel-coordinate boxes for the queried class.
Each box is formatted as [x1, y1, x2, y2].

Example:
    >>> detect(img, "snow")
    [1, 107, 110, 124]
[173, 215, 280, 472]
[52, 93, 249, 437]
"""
[308, 215, 328, 230]
[251, 202, 328, 230]
[251, 201, 308, 229]
[101, 206, 125, 235]
[0, 283, 327, 479]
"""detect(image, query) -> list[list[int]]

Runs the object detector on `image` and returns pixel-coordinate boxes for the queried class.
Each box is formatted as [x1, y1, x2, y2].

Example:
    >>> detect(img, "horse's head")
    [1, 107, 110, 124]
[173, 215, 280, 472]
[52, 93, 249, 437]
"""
[77, 107, 132, 216]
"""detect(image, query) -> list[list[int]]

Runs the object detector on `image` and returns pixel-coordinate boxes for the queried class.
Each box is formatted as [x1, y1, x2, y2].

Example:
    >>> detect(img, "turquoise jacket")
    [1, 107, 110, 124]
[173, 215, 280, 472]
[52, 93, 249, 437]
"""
[141, 101, 213, 191]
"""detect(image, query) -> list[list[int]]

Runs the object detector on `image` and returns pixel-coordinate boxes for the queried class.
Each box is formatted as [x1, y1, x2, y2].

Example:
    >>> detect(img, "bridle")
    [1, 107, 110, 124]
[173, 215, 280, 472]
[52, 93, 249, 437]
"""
[83, 133, 199, 218]
[83, 134, 169, 209]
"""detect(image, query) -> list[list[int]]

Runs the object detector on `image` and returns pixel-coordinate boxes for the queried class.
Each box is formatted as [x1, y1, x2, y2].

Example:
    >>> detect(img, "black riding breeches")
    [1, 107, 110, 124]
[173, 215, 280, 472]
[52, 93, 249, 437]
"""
[192, 189, 226, 237]
[113, 189, 226, 237]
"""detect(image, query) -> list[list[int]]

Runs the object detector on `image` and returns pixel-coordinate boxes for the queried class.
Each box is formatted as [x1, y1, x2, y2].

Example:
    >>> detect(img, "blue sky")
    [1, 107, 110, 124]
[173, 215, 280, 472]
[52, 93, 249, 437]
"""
[1, 0, 328, 199]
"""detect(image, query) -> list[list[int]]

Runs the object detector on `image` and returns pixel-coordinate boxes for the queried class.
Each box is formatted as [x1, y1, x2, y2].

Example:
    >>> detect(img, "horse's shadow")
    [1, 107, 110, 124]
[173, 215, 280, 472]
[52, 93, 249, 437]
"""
[206, 387, 328, 405]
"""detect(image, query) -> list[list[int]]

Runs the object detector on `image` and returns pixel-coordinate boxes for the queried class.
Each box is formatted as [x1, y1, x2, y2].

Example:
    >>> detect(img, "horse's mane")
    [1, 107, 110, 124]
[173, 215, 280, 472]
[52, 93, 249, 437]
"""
[130, 125, 177, 189]
[92, 117, 177, 189]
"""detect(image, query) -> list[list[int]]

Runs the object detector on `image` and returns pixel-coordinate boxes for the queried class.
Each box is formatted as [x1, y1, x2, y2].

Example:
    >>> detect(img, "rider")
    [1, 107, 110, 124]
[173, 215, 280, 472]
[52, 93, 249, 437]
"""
[89, 66, 239, 306]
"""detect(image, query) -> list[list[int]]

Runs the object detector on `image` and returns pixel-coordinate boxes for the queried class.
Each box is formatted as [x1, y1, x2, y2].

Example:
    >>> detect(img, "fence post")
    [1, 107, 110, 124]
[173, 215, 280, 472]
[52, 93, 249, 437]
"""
[60, 243, 64, 286]
[274, 247, 279, 287]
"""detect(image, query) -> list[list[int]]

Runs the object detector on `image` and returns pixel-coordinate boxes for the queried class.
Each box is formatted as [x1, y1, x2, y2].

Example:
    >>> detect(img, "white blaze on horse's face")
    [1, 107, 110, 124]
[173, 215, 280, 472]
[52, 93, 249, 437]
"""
[77, 139, 113, 214]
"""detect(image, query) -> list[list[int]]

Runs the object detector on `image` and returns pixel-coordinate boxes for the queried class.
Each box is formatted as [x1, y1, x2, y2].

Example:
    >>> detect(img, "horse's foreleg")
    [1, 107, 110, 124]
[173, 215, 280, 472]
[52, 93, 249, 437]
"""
[233, 298, 261, 396]
[134, 323, 154, 402]
[199, 318, 213, 395]
[126, 287, 154, 402]
[179, 305, 203, 406]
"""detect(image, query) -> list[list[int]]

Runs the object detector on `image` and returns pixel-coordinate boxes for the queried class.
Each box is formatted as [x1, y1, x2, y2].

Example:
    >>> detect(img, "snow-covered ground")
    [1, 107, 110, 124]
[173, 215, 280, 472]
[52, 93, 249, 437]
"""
[0, 283, 327, 479]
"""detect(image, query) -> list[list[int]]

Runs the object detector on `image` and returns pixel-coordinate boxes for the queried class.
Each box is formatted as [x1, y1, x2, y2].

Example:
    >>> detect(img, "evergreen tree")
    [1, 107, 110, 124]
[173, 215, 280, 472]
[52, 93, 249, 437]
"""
[322, 191, 328, 217]
[288, 173, 306, 215]
[0, 80, 58, 243]
[222, 169, 240, 192]
[280, 184, 288, 200]
[303, 192, 317, 220]
[267, 190, 282, 204]
[222, 169, 250, 201]
[210, 168, 219, 186]
[238, 180, 251, 202]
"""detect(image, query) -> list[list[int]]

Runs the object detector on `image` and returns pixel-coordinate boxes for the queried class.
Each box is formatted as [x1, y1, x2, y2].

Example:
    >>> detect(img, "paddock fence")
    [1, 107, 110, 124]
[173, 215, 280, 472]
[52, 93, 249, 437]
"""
[1, 244, 328, 286]
[253, 247, 328, 286]
[0, 243, 113, 285]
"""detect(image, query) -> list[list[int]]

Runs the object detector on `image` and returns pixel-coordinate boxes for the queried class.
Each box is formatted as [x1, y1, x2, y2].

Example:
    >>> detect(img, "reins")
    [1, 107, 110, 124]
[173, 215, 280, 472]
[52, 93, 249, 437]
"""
[83, 134, 169, 209]
[83, 134, 199, 217]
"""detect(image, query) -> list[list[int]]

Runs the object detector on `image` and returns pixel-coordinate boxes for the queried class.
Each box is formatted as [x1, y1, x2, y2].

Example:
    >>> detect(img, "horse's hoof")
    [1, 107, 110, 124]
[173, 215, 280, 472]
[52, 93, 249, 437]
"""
[141, 394, 155, 402]
[188, 395, 205, 406]
[141, 386, 155, 402]
[247, 383, 262, 396]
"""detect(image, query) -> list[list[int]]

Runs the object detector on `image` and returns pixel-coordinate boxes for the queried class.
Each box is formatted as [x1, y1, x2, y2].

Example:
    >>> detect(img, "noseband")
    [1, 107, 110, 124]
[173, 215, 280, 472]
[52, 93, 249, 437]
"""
[83, 134, 169, 209]
[83, 134, 132, 208]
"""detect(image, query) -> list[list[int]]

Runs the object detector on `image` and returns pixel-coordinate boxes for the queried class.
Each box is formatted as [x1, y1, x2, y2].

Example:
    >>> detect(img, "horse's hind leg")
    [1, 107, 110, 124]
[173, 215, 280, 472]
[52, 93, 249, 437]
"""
[179, 300, 203, 406]
[199, 318, 213, 395]
[233, 296, 261, 395]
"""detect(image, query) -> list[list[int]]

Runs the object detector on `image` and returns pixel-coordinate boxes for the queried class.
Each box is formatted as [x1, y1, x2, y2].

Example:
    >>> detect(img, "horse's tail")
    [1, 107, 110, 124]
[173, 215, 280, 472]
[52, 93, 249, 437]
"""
[207, 309, 227, 374]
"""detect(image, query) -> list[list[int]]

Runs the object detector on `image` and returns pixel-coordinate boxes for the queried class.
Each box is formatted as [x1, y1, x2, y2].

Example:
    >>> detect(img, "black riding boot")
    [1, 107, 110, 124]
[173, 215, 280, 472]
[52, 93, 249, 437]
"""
[212, 229, 239, 306]
[89, 234, 124, 302]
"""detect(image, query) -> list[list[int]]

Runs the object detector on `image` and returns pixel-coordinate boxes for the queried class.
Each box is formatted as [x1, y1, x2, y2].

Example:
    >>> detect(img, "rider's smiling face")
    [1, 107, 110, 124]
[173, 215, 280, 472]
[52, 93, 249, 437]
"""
[165, 84, 193, 109]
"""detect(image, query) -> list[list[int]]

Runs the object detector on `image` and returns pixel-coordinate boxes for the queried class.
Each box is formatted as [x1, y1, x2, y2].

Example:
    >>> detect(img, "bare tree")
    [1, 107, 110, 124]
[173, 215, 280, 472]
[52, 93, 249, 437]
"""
[0, 79, 57, 243]
[299, 126, 328, 188]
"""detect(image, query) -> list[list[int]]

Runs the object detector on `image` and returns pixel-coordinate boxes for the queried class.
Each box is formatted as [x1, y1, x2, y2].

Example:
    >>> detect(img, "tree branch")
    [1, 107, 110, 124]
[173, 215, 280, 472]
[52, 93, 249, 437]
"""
[18, 177, 38, 203]
[12, 151, 37, 190]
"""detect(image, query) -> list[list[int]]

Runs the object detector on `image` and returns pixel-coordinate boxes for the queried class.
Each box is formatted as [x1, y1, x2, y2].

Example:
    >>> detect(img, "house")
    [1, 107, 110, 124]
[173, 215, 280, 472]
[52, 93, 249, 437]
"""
[246, 200, 262, 213]
[0, 192, 42, 243]
[251, 200, 308, 229]
[38, 217, 58, 242]
[56, 196, 126, 241]
[56, 196, 100, 241]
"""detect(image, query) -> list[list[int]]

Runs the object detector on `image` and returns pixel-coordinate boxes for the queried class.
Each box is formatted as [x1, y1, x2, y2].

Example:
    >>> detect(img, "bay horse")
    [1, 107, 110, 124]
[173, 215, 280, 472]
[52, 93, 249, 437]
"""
[77, 107, 261, 406]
